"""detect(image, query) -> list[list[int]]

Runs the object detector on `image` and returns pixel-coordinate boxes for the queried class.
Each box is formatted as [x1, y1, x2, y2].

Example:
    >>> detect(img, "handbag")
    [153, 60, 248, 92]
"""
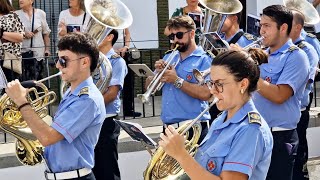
[2, 50, 22, 74]
[126, 37, 141, 62]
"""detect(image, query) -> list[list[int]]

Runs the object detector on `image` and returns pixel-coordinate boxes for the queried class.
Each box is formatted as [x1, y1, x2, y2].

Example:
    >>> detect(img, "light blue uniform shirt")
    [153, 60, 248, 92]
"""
[161, 46, 212, 124]
[194, 100, 273, 179]
[252, 40, 309, 129]
[294, 36, 318, 109]
[105, 48, 128, 115]
[301, 29, 320, 64]
[45, 77, 106, 173]
[220, 30, 255, 47]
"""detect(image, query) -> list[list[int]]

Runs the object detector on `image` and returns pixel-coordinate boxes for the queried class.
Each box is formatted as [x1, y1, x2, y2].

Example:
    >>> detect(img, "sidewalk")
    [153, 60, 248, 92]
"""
[0, 96, 320, 179]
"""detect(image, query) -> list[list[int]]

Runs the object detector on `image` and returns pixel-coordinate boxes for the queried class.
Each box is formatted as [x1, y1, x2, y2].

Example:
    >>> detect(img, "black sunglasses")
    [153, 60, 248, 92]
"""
[54, 56, 86, 68]
[168, 30, 192, 40]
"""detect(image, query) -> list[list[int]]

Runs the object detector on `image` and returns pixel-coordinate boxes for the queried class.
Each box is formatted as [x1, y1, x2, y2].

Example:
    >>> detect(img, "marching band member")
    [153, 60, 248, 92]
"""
[253, 5, 309, 180]
[220, 11, 256, 47]
[93, 29, 128, 180]
[5, 32, 106, 180]
[289, 9, 319, 180]
[146, 15, 212, 142]
[160, 49, 273, 180]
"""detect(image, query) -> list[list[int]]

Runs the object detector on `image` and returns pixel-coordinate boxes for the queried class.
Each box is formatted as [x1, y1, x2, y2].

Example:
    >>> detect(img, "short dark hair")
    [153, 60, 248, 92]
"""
[108, 29, 119, 46]
[167, 15, 196, 31]
[212, 49, 263, 94]
[262, 5, 293, 35]
[235, 11, 242, 24]
[58, 32, 99, 72]
[291, 9, 305, 26]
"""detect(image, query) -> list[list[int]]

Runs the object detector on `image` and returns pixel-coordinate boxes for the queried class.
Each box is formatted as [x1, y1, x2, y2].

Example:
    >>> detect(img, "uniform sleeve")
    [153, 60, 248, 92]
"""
[109, 58, 128, 90]
[306, 47, 319, 82]
[51, 97, 102, 143]
[276, 50, 310, 94]
[223, 125, 265, 178]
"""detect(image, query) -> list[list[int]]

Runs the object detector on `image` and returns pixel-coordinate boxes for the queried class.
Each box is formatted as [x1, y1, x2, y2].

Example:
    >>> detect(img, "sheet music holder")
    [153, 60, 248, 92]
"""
[128, 64, 154, 77]
[201, 32, 229, 56]
[115, 120, 157, 148]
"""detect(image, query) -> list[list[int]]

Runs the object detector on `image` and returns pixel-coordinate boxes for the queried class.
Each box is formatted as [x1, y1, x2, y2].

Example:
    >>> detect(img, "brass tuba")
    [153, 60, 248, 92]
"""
[0, 73, 61, 165]
[60, 0, 133, 95]
[144, 98, 219, 180]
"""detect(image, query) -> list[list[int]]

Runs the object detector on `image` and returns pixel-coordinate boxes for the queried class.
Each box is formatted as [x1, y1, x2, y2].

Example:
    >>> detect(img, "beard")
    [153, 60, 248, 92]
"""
[175, 38, 191, 52]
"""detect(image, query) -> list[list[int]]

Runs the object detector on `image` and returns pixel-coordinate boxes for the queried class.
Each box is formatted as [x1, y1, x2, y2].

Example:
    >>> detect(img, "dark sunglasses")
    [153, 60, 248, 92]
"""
[168, 30, 192, 40]
[54, 56, 86, 68]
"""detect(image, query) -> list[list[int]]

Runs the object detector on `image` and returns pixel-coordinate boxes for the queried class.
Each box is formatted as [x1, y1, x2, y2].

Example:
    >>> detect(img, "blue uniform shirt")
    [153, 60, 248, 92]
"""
[194, 100, 273, 179]
[252, 40, 309, 129]
[220, 30, 255, 47]
[161, 46, 212, 124]
[105, 48, 128, 115]
[294, 36, 318, 109]
[45, 77, 106, 173]
[301, 29, 320, 63]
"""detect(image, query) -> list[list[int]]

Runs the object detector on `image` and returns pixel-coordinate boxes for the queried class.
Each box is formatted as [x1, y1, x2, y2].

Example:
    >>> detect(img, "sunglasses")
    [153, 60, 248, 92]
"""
[206, 80, 231, 93]
[168, 30, 192, 40]
[54, 56, 86, 68]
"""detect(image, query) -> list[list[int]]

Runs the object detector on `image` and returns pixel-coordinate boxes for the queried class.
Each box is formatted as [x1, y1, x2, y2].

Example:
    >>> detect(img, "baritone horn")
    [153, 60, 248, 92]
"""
[194, 36, 265, 85]
[144, 97, 219, 180]
[0, 72, 61, 166]
[61, 0, 133, 95]
[137, 45, 179, 104]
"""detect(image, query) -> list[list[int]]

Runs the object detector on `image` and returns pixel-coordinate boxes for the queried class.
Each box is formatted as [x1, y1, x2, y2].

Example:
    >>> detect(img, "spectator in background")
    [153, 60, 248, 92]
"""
[164, 0, 204, 44]
[16, 0, 51, 81]
[313, 0, 320, 7]
[114, 28, 142, 117]
[0, 0, 24, 82]
[58, 0, 90, 39]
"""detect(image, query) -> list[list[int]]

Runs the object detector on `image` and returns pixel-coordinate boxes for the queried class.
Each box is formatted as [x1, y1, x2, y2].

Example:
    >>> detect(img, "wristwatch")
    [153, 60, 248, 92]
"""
[174, 77, 184, 89]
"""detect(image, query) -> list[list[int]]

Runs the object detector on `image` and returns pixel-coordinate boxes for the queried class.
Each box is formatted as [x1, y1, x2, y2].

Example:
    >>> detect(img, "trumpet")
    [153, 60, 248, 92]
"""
[194, 36, 265, 85]
[137, 45, 179, 104]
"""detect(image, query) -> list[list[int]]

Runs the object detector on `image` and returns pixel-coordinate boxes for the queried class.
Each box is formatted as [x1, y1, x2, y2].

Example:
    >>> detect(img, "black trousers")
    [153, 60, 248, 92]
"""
[22, 59, 44, 81]
[293, 93, 313, 180]
[122, 53, 135, 115]
[93, 116, 121, 180]
[266, 129, 299, 180]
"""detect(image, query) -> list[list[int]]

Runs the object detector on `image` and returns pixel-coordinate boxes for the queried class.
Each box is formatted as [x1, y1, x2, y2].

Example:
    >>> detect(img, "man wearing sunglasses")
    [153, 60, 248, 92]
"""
[93, 29, 127, 180]
[147, 15, 212, 142]
[5, 32, 106, 180]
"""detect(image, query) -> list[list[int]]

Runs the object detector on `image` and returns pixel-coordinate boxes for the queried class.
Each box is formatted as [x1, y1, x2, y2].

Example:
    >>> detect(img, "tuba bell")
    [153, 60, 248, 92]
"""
[144, 98, 219, 180]
[60, 0, 133, 95]
[0, 73, 61, 166]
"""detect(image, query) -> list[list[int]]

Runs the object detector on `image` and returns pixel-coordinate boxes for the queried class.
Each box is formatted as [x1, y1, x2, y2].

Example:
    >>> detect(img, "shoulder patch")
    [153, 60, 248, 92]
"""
[78, 87, 89, 97]
[288, 45, 299, 52]
[110, 54, 121, 59]
[248, 112, 261, 126]
[165, 49, 174, 55]
[206, 50, 216, 59]
[307, 33, 316, 38]
[243, 33, 257, 41]
[297, 41, 306, 49]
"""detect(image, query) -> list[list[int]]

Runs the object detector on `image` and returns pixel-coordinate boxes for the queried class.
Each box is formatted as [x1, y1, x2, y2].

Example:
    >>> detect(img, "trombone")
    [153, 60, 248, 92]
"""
[137, 45, 179, 104]
[194, 36, 265, 85]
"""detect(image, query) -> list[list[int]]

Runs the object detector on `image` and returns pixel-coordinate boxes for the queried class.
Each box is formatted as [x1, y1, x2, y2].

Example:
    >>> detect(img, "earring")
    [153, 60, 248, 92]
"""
[240, 89, 244, 94]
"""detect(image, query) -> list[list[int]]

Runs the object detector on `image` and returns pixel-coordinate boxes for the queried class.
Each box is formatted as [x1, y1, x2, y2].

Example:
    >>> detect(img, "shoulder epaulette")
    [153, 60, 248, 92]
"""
[164, 49, 174, 55]
[307, 33, 317, 38]
[288, 45, 299, 52]
[110, 54, 121, 59]
[248, 112, 261, 126]
[206, 50, 216, 59]
[243, 33, 257, 41]
[78, 87, 89, 97]
[297, 41, 307, 49]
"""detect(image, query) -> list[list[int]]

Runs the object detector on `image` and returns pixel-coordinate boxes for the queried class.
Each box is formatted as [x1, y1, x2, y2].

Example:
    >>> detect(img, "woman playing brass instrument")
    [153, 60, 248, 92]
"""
[159, 49, 273, 180]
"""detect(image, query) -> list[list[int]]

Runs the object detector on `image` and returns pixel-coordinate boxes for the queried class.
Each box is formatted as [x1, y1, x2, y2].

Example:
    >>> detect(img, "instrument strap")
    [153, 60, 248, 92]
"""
[228, 31, 244, 45]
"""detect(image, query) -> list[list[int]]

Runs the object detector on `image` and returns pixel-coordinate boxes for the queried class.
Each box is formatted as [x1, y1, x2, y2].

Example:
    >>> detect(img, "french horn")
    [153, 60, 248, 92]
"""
[60, 0, 133, 95]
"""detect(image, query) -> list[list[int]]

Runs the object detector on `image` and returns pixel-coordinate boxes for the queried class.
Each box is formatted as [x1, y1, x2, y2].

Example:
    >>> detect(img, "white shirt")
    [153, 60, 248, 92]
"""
[58, 9, 90, 38]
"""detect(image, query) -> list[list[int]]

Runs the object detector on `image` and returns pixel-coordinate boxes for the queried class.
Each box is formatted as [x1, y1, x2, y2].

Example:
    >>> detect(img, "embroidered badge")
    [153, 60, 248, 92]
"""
[186, 74, 192, 81]
[243, 33, 257, 41]
[306, 33, 316, 38]
[78, 87, 89, 96]
[248, 112, 262, 125]
[265, 76, 271, 83]
[288, 45, 298, 52]
[207, 159, 216, 172]
[111, 54, 120, 59]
